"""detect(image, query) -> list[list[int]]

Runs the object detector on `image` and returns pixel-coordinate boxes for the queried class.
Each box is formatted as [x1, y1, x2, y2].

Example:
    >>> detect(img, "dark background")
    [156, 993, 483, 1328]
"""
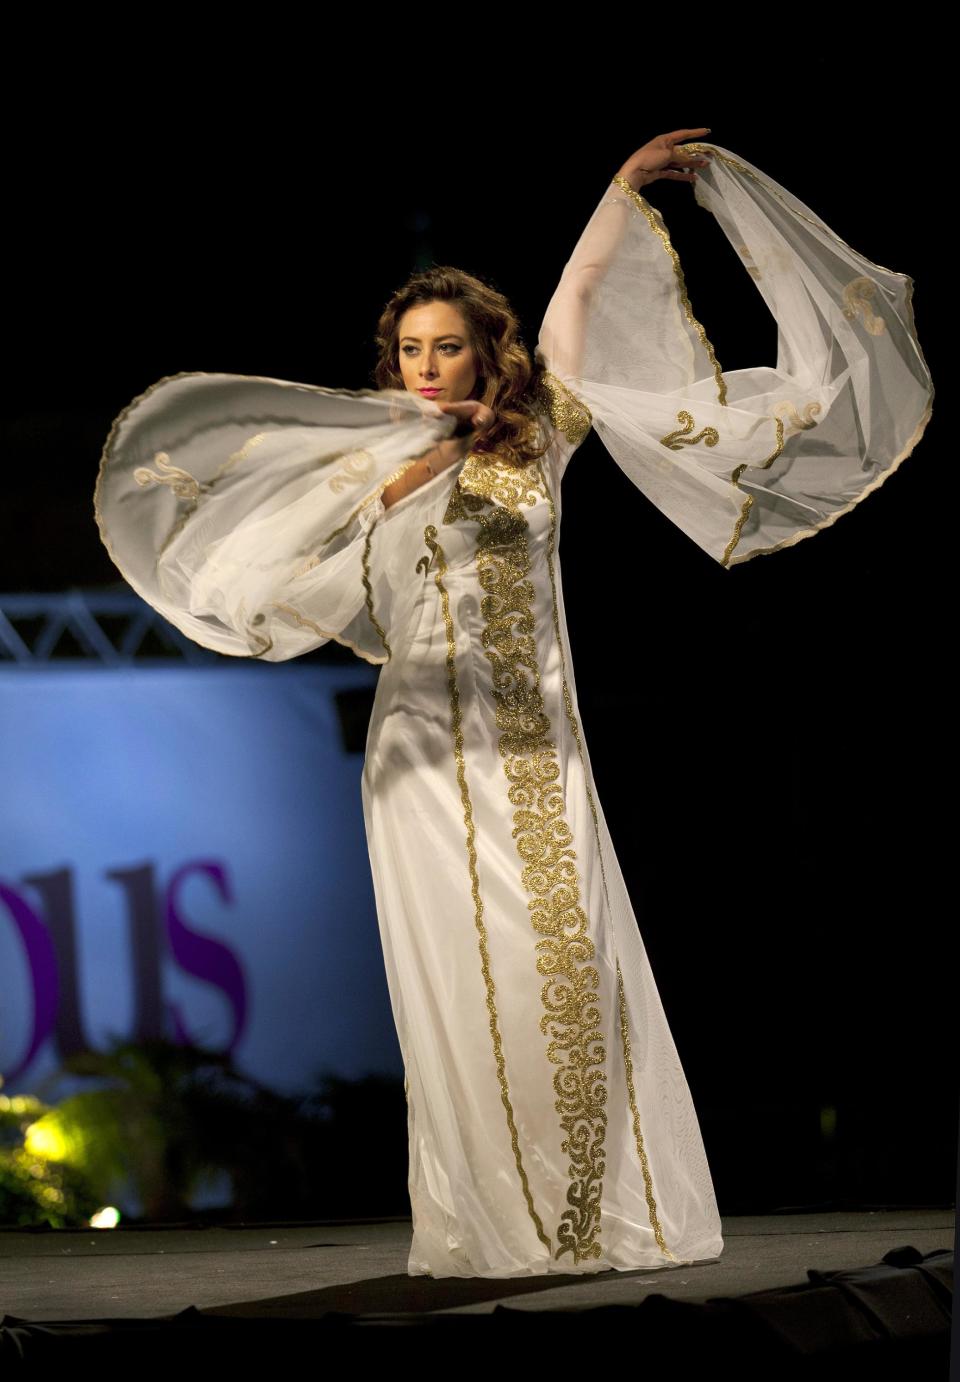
[3, 31, 952, 1214]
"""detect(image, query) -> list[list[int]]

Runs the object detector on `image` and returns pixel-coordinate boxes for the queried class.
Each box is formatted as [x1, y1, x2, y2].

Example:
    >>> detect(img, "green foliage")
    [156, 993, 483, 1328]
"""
[0, 1093, 102, 1228]
[3, 1037, 409, 1225]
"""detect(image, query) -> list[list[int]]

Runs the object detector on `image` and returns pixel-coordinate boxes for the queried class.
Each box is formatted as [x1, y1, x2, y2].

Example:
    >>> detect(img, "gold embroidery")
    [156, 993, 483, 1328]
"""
[533, 371, 593, 446]
[842, 276, 887, 335]
[360, 515, 390, 656]
[440, 481, 468, 529]
[271, 482, 402, 663]
[723, 498, 754, 568]
[135, 432, 268, 506]
[722, 415, 786, 567]
[454, 473, 606, 1265]
[441, 452, 543, 526]
[270, 603, 337, 642]
[463, 452, 543, 507]
[272, 517, 392, 659]
[315, 452, 429, 548]
[537, 461, 677, 1261]
[773, 400, 823, 436]
[259, 603, 393, 667]
[615, 962, 677, 1257]
[421, 521, 553, 1257]
[736, 243, 762, 280]
[223, 431, 268, 475]
[91, 371, 460, 667]
[146, 432, 269, 560]
[288, 439, 444, 591]
[329, 448, 375, 492]
[659, 410, 720, 451]
[611, 173, 727, 407]
[248, 633, 273, 659]
[134, 451, 206, 499]
[242, 601, 273, 659]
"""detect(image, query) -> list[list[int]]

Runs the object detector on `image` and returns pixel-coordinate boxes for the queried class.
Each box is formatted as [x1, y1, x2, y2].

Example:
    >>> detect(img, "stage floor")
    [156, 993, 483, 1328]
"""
[0, 1209, 953, 1320]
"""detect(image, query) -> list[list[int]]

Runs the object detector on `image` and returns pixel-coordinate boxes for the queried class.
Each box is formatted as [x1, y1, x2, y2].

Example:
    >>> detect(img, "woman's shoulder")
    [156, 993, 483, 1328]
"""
[531, 369, 592, 447]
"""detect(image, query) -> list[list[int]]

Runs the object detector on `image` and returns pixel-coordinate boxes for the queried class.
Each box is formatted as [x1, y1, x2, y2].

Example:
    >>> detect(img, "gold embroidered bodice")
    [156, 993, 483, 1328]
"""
[441, 371, 591, 528]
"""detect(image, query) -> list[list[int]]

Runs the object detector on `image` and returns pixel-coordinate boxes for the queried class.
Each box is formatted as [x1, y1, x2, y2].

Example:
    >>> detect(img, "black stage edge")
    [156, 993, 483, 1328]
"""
[0, 1212, 953, 1376]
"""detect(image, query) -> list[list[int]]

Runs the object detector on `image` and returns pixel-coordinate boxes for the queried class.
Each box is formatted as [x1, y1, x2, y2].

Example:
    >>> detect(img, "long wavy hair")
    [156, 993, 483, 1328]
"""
[372, 265, 551, 469]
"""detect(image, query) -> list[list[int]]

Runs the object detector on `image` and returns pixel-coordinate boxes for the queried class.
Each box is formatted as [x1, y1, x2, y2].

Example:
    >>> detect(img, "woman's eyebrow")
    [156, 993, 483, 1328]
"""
[399, 333, 464, 343]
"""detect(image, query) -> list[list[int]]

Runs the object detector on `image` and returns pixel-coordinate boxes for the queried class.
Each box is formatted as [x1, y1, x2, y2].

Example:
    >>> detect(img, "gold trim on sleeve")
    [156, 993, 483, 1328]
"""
[611, 173, 727, 407]
[721, 414, 785, 567]
[723, 398, 933, 567]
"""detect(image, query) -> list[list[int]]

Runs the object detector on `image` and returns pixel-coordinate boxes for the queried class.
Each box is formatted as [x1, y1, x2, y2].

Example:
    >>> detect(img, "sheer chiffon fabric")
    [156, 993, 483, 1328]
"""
[537, 144, 932, 566]
[94, 375, 460, 665]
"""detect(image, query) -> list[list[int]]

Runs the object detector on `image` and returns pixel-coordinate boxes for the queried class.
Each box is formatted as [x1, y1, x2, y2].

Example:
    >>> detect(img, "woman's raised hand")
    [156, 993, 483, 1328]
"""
[615, 129, 713, 195]
[434, 399, 496, 438]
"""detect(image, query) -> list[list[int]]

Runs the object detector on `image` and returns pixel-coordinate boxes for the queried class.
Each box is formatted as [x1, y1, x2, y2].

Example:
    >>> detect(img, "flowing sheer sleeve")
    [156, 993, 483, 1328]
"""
[535, 144, 933, 566]
[94, 372, 460, 663]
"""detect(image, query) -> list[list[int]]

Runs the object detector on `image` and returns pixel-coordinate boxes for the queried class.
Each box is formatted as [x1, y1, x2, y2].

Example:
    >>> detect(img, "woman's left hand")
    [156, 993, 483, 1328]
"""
[615, 128, 713, 195]
[434, 399, 496, 437]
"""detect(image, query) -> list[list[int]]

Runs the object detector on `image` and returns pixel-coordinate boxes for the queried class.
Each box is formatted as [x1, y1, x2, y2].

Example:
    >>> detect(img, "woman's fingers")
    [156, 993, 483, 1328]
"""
[436, 400, 495, 432]
[658, 133, 714, 181]
[617, 129, 713, 192]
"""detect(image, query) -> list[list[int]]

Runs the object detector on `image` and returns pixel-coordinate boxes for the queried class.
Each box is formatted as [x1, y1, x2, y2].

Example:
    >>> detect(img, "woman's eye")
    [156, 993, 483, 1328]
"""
[402, 345, 460, 356]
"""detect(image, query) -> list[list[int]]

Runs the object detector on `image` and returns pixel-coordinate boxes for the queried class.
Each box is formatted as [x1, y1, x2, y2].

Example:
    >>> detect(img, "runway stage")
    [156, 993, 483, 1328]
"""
[0, 1209, 953, 1374]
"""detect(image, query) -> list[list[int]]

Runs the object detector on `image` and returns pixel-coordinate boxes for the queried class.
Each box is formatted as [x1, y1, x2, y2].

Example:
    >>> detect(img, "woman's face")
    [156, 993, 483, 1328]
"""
[396, 301, 479, 403]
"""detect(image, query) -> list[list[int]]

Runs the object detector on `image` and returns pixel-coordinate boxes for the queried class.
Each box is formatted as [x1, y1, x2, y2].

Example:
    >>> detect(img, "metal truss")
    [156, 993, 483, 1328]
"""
[0, 589, 221, 664]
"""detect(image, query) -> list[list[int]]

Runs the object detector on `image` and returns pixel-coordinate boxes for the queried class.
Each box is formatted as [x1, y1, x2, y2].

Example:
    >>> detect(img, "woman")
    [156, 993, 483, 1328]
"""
[94, 128, 932, 1279]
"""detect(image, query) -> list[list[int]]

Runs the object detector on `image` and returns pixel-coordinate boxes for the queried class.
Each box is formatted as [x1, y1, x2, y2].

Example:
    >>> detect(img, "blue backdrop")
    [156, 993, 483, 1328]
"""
[0, 663, 400, 1098]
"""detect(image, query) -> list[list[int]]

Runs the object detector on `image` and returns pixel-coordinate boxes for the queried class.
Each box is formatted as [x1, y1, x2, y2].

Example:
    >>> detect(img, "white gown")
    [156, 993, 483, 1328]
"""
[358, 410, 724, 1276]
[93, 144, 932, 1278]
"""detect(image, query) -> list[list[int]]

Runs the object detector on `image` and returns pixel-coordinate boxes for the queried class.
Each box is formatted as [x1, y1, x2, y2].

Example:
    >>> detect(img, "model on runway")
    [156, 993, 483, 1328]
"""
[94, 126, 933, 1277]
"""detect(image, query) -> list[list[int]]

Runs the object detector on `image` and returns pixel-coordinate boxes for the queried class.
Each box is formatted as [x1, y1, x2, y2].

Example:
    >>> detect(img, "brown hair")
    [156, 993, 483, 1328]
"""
[372, 265, 551, 469]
